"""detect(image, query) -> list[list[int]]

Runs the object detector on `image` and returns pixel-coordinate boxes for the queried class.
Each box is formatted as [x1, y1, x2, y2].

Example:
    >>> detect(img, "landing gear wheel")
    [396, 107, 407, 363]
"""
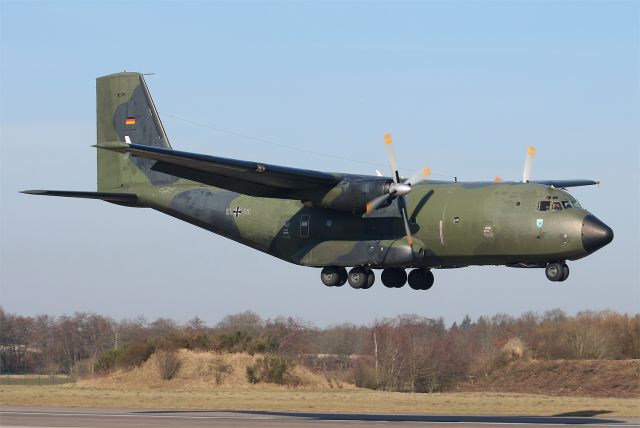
[545, 262, 565, 282]
[362, 267, 375, 289]
[321, 266, 347, 287]
[559, 263, 570, 282]
[381, 268, 407, 288]
[408, 268, 434, 290]
[338, 268, 348, 286]
[348, 267, 374, 289]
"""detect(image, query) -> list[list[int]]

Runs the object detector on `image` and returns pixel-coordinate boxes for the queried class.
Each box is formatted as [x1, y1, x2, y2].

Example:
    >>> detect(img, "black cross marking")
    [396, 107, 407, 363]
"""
[232, 206, 243, 217]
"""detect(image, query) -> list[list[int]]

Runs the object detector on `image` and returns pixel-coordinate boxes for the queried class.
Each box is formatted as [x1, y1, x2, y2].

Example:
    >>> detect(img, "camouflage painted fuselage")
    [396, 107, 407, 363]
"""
[126, 179, 592, 269]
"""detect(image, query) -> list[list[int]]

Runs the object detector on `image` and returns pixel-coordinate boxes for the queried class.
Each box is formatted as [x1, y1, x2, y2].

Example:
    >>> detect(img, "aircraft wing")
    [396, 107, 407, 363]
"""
[96, 142, 347, 198]
[531, 179, 599, 188]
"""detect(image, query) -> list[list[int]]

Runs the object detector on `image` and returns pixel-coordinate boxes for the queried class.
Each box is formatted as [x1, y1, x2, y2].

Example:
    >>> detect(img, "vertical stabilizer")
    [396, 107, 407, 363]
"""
[96, 72, 176, 191]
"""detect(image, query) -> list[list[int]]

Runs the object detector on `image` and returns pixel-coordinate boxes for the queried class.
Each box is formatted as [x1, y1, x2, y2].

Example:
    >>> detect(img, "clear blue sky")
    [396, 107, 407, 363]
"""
[1, 1, 638, 326]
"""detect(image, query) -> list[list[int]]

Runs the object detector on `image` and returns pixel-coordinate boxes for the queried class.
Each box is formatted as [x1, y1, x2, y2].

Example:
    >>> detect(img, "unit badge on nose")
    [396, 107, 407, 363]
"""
[536, 218, 544, 228]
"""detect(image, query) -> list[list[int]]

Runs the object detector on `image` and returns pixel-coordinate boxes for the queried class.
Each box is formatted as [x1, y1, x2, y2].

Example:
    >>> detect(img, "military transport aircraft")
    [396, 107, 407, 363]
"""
[24, 72, 613, 291]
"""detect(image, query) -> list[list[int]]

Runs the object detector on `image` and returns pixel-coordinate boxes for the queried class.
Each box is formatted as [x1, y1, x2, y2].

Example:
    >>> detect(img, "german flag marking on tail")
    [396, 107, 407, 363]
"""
[125, 117, 136, 125]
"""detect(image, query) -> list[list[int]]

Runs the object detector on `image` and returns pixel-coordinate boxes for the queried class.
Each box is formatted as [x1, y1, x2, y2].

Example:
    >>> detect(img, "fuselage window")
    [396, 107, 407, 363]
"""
[551, 201, 563, 211]
[562, 200, 572, 209]
[538, 201, 551, 211]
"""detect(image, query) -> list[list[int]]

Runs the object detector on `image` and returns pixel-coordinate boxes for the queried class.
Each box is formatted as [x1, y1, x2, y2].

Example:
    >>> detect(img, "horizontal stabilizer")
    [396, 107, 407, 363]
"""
[22, 190, 139, 206]
[531, 179, 599, 188]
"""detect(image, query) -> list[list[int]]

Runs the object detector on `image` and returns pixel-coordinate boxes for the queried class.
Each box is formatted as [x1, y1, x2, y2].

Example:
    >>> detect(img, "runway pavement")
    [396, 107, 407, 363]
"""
[1, 406, 638, 427]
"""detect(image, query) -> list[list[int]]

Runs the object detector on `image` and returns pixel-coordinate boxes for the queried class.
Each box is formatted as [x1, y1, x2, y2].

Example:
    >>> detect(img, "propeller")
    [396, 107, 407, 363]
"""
[522, 146, 535, 183]
[366, 134, 431, 247]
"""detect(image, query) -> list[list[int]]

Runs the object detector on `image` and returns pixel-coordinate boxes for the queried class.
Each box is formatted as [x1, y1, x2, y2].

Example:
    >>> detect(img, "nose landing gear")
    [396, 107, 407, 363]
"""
[545, 262, 569, 282]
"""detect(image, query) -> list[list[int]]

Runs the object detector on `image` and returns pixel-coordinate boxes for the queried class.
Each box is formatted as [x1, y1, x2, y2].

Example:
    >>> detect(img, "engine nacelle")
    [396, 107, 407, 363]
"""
[314, 178, 391, 213]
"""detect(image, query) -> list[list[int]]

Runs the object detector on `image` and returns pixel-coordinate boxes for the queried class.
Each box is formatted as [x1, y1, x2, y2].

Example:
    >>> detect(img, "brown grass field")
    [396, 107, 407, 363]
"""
[1, 384, 639, 417]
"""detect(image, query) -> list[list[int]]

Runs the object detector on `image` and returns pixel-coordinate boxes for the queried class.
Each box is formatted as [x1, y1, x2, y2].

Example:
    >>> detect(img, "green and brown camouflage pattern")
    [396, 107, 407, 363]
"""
[28, 72, 612, 271]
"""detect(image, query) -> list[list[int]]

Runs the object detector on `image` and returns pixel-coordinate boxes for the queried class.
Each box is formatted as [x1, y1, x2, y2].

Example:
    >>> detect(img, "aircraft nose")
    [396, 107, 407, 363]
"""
[581, 215, 614, 253]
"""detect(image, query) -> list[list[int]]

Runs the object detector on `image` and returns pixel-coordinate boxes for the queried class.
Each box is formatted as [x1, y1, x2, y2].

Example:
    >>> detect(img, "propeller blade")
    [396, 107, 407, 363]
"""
[398, 195, 414, 247]
[384, 133, 400, 183]
[407, 166, 431, 185]
[522, 146, 535, 183]
[366, 194, 392, 215]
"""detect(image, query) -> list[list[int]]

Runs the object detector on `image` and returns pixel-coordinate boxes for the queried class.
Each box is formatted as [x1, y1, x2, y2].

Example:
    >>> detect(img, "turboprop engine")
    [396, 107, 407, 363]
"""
[310, 134, 431, 249]
[315, 177, 392, 213]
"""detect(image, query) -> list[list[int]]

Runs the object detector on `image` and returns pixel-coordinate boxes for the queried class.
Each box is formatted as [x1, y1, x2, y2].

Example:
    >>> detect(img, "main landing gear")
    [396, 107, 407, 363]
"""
[321, 266, 435, 290]
[320, 266, 347, 287]
[545, 261, 570, 282]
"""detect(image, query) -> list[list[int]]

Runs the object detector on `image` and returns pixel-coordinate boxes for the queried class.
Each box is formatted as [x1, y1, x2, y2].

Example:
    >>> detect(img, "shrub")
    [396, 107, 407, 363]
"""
[353, 361, 378, 389]
[93, 340, 156, 374]
[94, 348, 122, 374]
[245, 354, 290, 385]
[155, 349, 180, 380]
[120, 341, 156, 368]
[210, 356, 232, 385]
[246, 365, 258, 384]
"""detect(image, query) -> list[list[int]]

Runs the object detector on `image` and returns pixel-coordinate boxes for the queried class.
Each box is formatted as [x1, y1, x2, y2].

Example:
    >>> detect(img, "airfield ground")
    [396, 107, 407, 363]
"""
[1, 385, 639, 417]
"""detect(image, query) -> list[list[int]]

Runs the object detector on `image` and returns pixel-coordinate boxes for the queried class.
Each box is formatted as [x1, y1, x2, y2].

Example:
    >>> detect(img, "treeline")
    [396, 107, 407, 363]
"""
[1, 307, 638, 392]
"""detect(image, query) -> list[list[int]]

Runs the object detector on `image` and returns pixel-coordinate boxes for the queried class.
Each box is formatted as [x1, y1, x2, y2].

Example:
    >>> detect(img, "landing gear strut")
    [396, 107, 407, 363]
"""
[320, 266, 347, 287]
[545, 262, 569, 282]
[348, 267, 375, 289]
[408, 268, 434, 290]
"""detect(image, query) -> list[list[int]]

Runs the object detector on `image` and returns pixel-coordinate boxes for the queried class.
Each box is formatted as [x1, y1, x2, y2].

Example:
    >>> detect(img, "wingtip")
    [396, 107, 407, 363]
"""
[21, 190, 46, 195]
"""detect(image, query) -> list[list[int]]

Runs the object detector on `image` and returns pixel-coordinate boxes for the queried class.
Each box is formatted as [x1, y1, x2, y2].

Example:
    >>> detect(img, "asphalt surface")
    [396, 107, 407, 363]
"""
[1, 406, 638, 427]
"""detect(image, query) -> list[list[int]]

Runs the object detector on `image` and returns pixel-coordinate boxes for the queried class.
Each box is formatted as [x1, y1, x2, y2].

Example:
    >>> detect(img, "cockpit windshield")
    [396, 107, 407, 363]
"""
[537, 199, 583, 211]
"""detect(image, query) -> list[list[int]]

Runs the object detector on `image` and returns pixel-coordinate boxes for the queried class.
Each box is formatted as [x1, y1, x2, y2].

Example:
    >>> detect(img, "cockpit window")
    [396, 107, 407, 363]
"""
[572, 200, 582, 208]
[562, 200, 572, 209]
[551, 201, 563, 211]
[538, 201, 551, 211]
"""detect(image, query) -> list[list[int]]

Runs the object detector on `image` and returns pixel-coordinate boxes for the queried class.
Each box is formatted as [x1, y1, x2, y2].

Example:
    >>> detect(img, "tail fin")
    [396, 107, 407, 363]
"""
[96, 72, 176, 191]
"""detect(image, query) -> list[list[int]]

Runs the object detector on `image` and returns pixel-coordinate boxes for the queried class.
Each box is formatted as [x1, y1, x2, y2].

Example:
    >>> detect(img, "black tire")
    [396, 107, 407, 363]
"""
[423, 270, 435, 290]
[361, 268, 375, 289]
[408, 268, 434, 290]
[321, 266, 342, 287]
[545, 262, 564, 282]
[348, 267, 368, 289]
[338, 268, 348, 286]
[381, 268, 407, 288]
[559, 264, 570, 282]
[396, 269, 407, 288]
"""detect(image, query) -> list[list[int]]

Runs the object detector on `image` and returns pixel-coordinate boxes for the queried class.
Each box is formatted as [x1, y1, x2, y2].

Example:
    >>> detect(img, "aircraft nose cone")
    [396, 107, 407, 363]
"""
[581, 215, 613, 253]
